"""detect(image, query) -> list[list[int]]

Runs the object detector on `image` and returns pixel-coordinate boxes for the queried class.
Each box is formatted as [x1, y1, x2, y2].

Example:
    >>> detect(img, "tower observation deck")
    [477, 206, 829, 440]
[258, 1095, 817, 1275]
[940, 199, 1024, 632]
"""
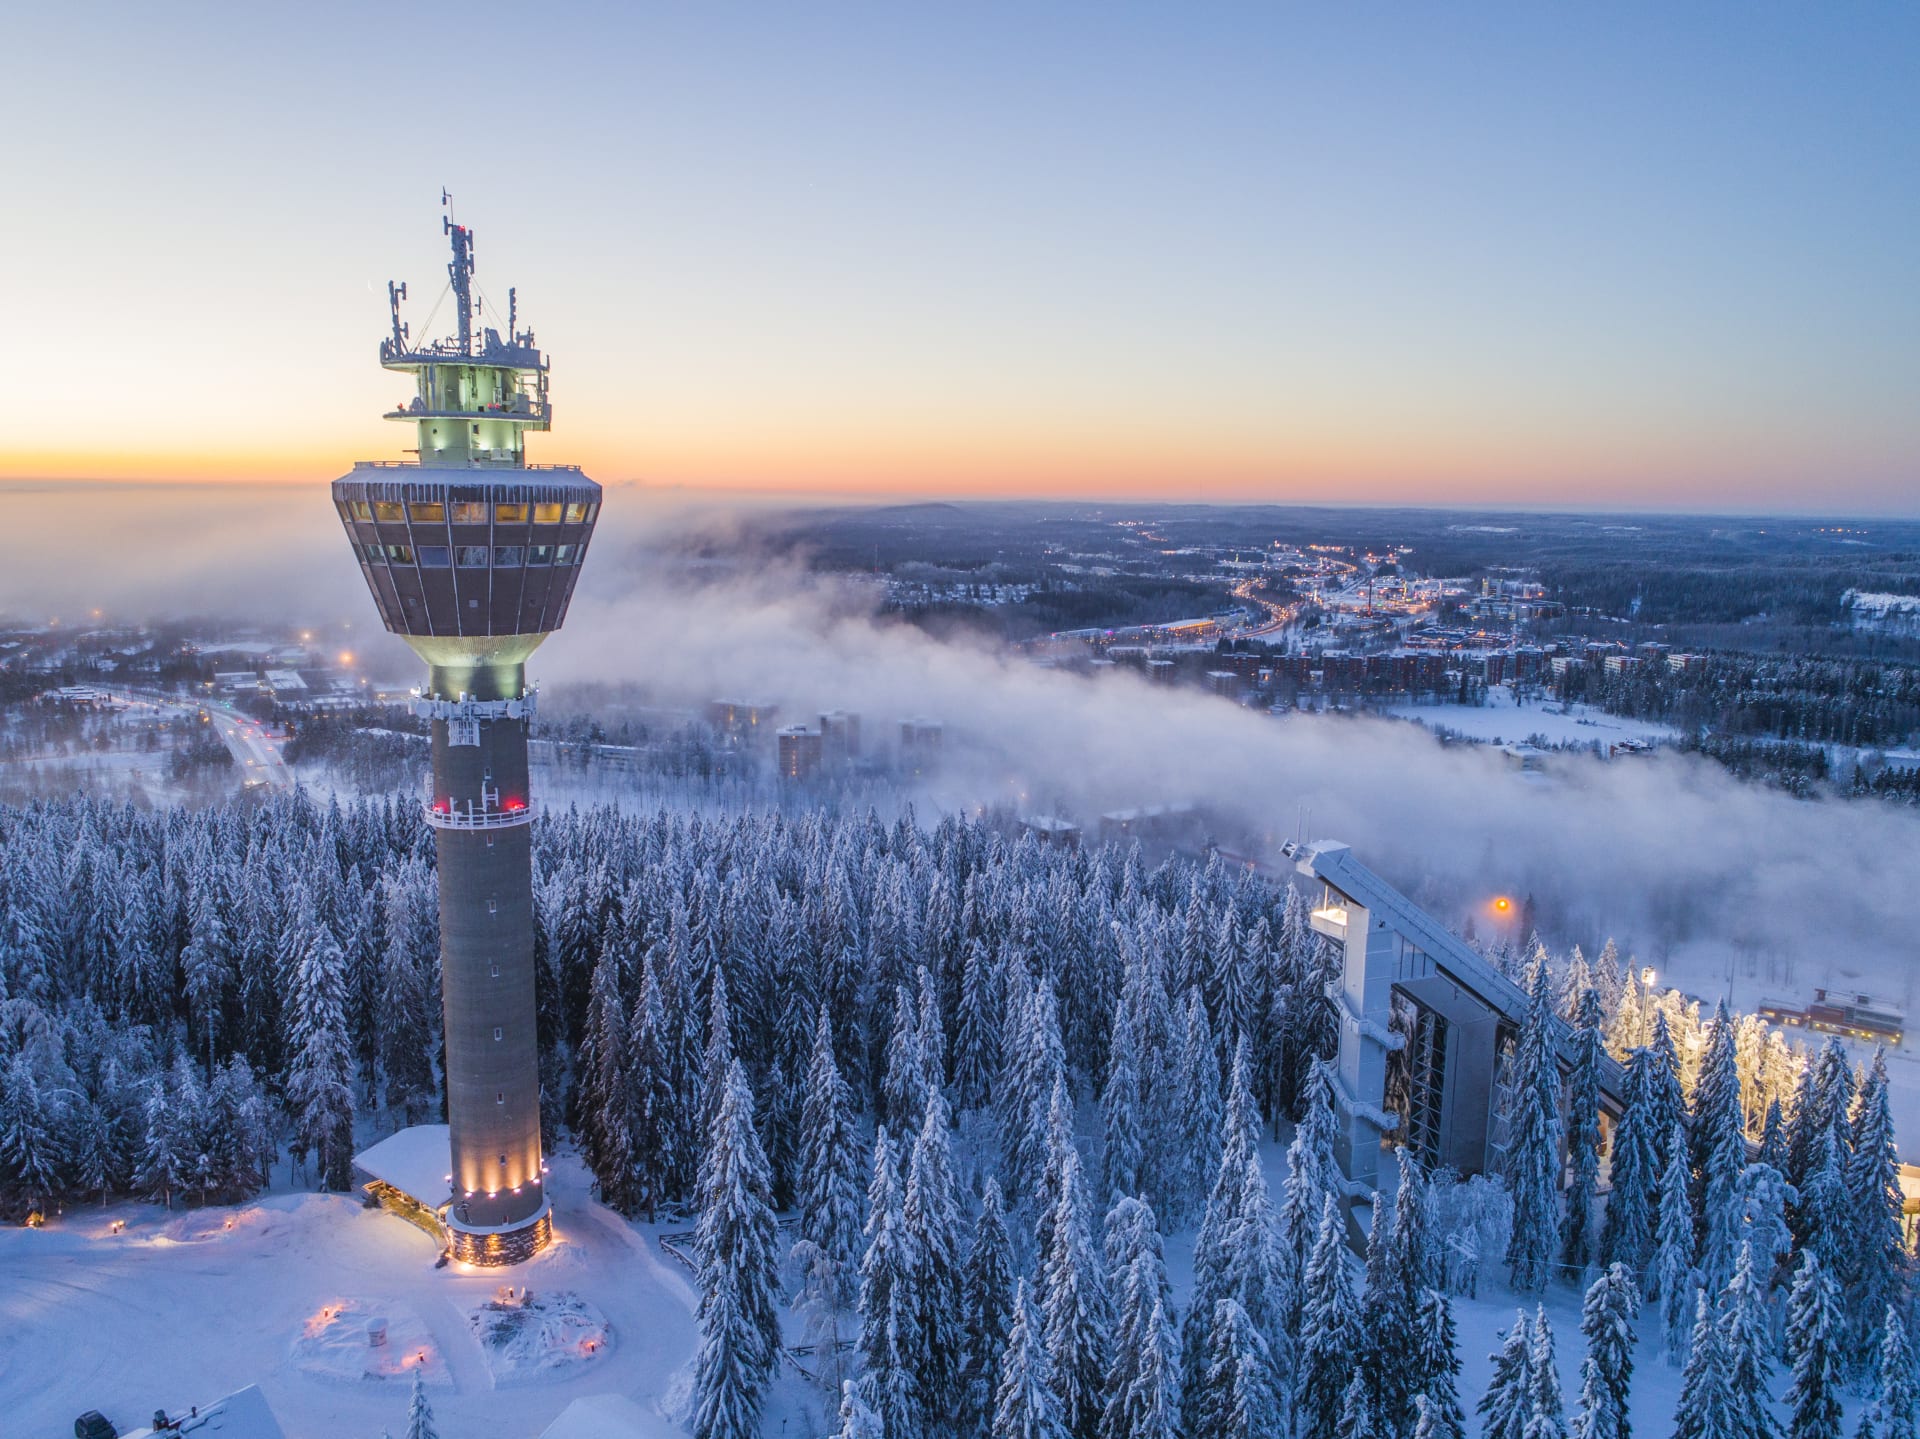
[334, 205, 601, 1265]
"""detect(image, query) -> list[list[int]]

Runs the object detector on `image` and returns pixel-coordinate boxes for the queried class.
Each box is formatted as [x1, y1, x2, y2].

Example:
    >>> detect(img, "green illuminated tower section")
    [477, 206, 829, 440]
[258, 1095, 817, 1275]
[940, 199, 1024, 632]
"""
[332, 209, 601, 1265]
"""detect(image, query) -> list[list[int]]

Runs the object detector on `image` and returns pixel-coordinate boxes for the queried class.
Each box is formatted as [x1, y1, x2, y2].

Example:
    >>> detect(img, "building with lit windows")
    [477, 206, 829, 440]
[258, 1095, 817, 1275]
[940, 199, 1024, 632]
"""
[776, 724, 824, 780]
[336, 207, 599, 1265]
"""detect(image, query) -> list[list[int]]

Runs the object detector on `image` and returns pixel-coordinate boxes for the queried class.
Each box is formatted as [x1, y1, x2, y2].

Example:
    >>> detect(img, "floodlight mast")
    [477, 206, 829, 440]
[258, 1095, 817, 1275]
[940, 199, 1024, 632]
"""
[331, 211, 602, 1265]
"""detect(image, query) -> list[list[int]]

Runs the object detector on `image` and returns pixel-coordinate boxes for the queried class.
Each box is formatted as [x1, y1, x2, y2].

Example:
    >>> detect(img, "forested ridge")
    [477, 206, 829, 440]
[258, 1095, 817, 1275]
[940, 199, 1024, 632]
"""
[0, 791, 1910, 1439]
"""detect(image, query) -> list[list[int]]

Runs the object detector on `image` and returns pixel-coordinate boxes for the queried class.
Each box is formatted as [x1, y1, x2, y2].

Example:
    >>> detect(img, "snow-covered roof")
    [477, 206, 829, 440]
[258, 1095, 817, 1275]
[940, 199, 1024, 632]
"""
[119, 1385, 285, 1439]
[540, 1394, 678, 1439]
[354, 1123, 452, 1209]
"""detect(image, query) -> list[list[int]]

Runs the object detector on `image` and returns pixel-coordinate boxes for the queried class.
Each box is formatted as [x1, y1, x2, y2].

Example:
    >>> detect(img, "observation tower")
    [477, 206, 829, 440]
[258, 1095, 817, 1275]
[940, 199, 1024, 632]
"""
[334, 206, 600, 1265]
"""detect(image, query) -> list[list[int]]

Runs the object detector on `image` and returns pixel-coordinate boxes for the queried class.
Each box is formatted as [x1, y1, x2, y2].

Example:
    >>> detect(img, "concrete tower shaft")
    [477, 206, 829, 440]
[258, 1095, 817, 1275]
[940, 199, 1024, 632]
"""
[332, 210, 599, 1266]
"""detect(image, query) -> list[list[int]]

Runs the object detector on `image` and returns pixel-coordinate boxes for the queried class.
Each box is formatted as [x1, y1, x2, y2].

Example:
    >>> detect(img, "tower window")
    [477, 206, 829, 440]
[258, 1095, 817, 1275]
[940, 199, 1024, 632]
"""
[564, 502, 589, 523]
[528, 545, 553, 566]
[373, 502, 405, 523]
[493, 1027, 503, 1041]
[384, 545, 415, 564]
[554, 544, 578, 565]
[533, 503, 563, 524]
[451, 501, 488, 524]
[409, 501, 446, 522]
[456, 546, 489, 567]
[494, 503, 528, 524]
[351, 501, 373, 521]
[497, 1092, 504, 1105]
[488, 897, 498, 915]
[417, 545, 450, 567]
[493, 546, 523, 568]
[490, 964, 500, 977]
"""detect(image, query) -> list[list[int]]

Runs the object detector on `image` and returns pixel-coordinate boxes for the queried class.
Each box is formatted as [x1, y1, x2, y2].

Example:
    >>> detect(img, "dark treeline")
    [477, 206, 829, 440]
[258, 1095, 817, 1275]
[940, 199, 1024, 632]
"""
[1556, 651, 1920, 753]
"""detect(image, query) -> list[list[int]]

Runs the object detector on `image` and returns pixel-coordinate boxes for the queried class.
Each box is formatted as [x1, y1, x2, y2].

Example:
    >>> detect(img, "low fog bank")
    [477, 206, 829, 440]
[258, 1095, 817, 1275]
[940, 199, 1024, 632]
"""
[552, 508, 1920, 1005]
[4, 483, 1913, 1004]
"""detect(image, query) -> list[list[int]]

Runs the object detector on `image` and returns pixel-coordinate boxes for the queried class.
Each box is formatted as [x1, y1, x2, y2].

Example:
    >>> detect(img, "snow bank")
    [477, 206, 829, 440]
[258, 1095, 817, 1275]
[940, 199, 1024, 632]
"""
[467, 1288, 614, 1386]
[288, 1298, 452, 1388]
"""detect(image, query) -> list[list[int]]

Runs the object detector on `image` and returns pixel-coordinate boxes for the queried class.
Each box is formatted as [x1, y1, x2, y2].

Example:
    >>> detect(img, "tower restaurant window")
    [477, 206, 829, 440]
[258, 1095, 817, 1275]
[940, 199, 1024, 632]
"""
[451, 501, 488, 524]
[457, 545, 490, 568]
[494, 503, 528, 524]
[532, 503, 563, 524]
[409, 501, 446, 522]
[493, 546, 524, 568]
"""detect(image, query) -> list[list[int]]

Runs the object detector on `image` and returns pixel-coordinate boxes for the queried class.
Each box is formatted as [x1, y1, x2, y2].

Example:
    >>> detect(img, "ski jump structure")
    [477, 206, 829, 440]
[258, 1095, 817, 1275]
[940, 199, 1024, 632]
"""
[1278, 840, 1628, 1199]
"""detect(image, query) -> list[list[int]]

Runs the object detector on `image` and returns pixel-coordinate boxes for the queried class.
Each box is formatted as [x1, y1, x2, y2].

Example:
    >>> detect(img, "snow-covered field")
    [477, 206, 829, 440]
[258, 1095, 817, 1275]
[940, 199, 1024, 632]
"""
[0, 1135, 1879, 1439]
[1385, 687, 1679, 749]
[0, 1155, 695, 1439]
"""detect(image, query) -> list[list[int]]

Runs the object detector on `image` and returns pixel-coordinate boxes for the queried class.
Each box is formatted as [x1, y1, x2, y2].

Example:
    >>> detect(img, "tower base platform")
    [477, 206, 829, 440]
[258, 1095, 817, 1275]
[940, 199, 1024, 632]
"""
[353, 1124, 555, 1267]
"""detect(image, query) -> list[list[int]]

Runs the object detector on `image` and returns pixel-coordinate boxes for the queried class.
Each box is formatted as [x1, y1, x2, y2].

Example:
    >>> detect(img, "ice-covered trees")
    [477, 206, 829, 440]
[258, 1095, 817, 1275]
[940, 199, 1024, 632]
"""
[1572, 1264, 1636, 1439]
[1561, 987, 1605, 1278]
[692, 1060, 781, 1439]
[793, 1012, 864, 1393]
[1296, 1194, 1362, 1437]
[961, 1180, 1016, 1439]
[1847, 1051, 1904, 1369]
[995, 1281, 1067, 1439]
[283, 885, 355, 1191]
[1504, 958, 1565, 1293]
[1690, 1002, 1747, 1294]
[1653, 1121, 1697, 1363]
[404, 1369, 439, 1439]
[1783, 1251, 1844, 1439]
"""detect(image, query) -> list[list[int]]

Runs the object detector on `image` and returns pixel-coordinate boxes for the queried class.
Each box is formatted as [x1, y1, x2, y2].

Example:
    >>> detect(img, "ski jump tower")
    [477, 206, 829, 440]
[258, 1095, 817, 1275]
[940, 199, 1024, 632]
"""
[334, 207, 600, 1265]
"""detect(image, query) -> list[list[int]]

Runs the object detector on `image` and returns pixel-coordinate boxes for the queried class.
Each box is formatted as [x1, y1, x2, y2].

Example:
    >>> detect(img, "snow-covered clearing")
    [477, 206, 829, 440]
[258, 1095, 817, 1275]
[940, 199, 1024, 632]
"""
[0, 1126, 1883, 1439]
[0, 1155, 697, 1439]
[1385, 686, 1679, 749]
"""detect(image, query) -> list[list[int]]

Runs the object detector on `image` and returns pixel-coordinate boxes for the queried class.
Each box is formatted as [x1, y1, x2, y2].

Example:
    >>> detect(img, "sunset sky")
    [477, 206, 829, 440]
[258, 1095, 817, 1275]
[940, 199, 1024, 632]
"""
[6, 3, 1917, 511]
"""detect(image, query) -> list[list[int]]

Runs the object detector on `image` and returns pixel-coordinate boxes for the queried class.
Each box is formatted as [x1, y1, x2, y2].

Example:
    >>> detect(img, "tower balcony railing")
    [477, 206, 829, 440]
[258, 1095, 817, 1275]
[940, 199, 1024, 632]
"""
[384, 398, 552, 423]
[423, 788, 539, 831]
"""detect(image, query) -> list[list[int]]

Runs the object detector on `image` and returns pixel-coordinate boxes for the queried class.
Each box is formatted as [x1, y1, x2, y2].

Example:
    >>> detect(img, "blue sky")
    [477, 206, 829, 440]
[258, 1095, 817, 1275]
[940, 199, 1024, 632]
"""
[5, 3, 1917, 510]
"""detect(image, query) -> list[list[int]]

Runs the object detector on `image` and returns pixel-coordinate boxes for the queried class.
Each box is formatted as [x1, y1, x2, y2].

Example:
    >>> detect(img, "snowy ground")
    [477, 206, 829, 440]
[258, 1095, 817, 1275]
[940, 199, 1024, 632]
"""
[0, 1154, 696, 1439]
[1385, 686, 1679, 749]
[0, 1131, 1881, 1439]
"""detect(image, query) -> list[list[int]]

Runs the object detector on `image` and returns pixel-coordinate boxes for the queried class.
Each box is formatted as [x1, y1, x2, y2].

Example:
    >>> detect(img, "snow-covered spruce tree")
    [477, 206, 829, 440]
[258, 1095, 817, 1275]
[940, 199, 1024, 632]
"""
[1718, 1242, 1777, 1439]
[1101, 1198, 1180, 1439]
[882, 986, 927, 1139]
[1572, 1264, 1636, 1439]
[1868, 1307, 1918, 1439]
[1336, 1370, 1377, 1439]
[1757, 1100, 1789, 1176]
[1040, 1142, 1110, 1439]
[626, 955, 678, 1221]
[1278, 1059, 1340, 1296]
[1734, 1162, 1795, 1291]
[1192, 1297, 1280, 1439]
[692, 1059, 782, 1439]
[376, 862, 439, 1125]
[1691, 1001, 1747, 1295]
[180, 863, 232, 1077]
[1847, 1050, 1903, 1373]
[834, 1380, 886, 1439]
[1099, 1000, 1143, 1205]
[1654, 1121, 1698, 1363]
[1184, 1039, 1271, 1387]
[1172, 991, 1222, 1229]
[0, 1049, 66, 1213]
[994, 1280, 1067, 1439]
[1366, 1147, 1435, 1430]
[1795, 1110, 1852, 1282]
[1644, 1010, 1686, 1177]
[1412, 1286, 1465, 1439]
[1671, 1289, 1737, 1439]
[405, 1368, 438, 1439]
[951, 939, 1001, 1116]
[1477, 1311, 1534, 1439]
[793, 1011, 864, 1395]
[905, 1093, 966, 1431]
[857, 1126, 919, 1438]
[1561, 987, 1605, 1279]
[283, 885, 355, 1192]
[1504, 956, 1565, 1294]
[960, 1179, 1016, 1439]
[1599, 1047, 1660, 1276]
[1527, 1307, 1569, 1439]
[579, 950, 636, 1212]
[1786, 1039, 1854, 1201]
[1295, 1194, 1363, 1439]
[1782, 1251, 1844, 1439]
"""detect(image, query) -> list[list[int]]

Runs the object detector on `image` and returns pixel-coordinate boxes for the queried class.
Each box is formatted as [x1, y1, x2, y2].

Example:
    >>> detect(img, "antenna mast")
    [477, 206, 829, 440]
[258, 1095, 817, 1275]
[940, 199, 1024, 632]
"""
[443, 189, 474, 355]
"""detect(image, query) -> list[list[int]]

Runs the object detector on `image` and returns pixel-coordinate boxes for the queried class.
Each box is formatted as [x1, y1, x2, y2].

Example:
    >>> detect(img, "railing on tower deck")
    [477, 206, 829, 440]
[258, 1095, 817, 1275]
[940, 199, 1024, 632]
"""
[351, 460, 585, 473]
[423, 789, 539, 831]
[383, 398, 552, 423]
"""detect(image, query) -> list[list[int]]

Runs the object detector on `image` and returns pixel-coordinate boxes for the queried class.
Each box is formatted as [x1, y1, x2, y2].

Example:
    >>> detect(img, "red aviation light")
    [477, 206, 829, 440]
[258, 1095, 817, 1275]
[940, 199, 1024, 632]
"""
[502, 797, 526, 812]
